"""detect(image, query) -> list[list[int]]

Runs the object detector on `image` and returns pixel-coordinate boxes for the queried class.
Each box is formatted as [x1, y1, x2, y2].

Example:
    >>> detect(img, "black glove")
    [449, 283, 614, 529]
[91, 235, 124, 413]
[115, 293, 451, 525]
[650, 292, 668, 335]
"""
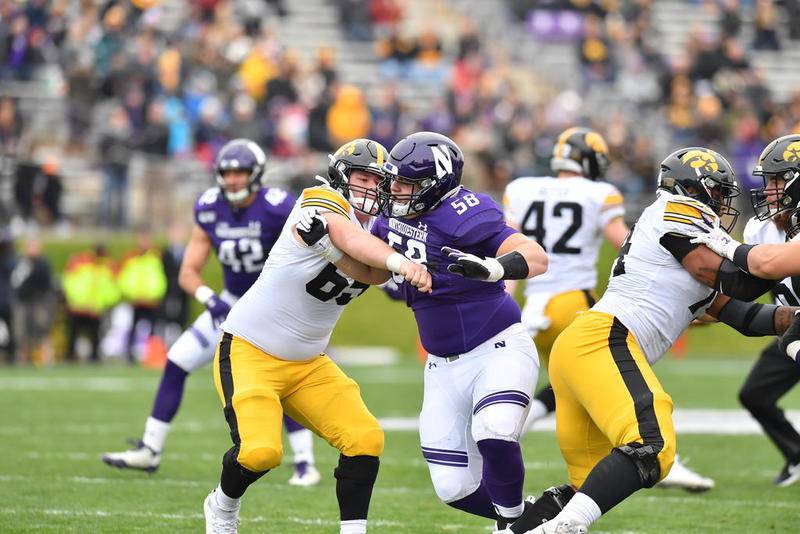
[297, 210, 329, 247]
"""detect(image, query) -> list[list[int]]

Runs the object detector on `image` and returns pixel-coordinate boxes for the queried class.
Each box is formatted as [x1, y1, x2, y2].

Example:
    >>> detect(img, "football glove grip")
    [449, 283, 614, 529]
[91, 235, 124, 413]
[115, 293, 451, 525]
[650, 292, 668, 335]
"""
[442, 246, 504, 282]
[297, 210, 343, 263]
[442, 247, 528, 282]
[689, 227, 742, 262]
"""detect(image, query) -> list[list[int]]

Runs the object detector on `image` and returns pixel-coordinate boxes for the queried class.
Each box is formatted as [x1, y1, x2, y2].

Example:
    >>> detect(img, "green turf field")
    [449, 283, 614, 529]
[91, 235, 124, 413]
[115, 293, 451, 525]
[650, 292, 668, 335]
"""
[2, 354, 800, 533]
[4, 238, 799, 532]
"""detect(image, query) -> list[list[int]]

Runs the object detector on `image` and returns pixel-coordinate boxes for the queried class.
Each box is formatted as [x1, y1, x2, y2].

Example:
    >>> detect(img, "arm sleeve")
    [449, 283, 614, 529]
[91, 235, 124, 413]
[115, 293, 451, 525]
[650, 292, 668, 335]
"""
[659, 232, 700, 263]
[717, 298, 778, 337]
[716, 258, 776, 301]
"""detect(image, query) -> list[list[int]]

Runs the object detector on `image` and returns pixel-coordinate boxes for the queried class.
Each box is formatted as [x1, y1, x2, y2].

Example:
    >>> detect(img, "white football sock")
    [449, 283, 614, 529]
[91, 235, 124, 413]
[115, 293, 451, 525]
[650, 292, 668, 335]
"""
[214, 484, 240, 512]
[340, 519, 367, 534]
[288, 428, 315, 465]
[495, 502, 525, 519]
[142, 417, 170, 453]
[557, 492, 601, 526]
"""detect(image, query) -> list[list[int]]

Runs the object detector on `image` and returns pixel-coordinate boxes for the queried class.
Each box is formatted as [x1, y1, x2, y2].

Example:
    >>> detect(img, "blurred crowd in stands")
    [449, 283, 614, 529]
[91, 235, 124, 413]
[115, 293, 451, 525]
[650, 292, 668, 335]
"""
[3, 0, 800, 231]
[3, 0, 800, 363]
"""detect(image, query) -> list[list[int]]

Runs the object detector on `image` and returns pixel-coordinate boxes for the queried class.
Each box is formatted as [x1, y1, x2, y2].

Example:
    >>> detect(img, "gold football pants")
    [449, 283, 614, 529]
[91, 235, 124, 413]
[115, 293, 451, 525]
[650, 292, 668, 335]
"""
[213, 333, 384, 472]
[534, 289, 596, 365]
[549, 311, 676, 488]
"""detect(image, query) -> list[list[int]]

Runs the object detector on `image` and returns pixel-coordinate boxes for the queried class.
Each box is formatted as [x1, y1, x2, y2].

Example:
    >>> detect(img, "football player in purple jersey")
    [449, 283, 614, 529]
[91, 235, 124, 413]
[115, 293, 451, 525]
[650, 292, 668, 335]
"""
[369, 132, 548, 528]
[103, 139, 321, 486]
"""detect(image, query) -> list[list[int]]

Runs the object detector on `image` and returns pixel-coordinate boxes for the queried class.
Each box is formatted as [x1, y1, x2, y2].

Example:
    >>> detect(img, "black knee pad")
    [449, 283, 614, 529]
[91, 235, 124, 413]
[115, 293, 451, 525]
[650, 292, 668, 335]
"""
[614, 443, 661, 488]
[334, 454, 379, 485]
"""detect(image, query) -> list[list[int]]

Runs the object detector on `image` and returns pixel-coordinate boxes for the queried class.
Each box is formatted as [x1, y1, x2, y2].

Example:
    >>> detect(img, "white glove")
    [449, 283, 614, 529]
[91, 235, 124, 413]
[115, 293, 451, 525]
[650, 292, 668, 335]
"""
[442, 246, 504, 282]
[689, 226, 742, 261]
[296, 210, 343, 263]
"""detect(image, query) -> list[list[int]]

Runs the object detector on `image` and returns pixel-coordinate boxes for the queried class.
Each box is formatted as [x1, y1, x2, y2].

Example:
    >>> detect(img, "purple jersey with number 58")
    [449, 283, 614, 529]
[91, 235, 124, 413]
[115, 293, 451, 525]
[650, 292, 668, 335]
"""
[371, 187, 520, 357]
[194, 186, 294, 297]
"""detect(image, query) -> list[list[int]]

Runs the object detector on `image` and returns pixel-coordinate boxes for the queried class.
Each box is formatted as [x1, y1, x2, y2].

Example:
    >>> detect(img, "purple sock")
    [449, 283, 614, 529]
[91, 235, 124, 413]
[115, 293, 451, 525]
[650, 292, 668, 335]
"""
[447, 482, 497, 519]
[283, 414, 304, 433]
[477, 439, 524, 511]
[150, 360, 189, 422]
[294, 460, 308, 476]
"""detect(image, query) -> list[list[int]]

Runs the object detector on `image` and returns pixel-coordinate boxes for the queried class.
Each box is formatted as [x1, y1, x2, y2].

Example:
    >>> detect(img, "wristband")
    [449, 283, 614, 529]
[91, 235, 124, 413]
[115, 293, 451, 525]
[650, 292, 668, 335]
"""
[385, 252, 406, 273]
[322, 245, 344, 264]
[194, 285, 215, 305]
[497, 251, 529, 280]
[731, 244, 755, 272]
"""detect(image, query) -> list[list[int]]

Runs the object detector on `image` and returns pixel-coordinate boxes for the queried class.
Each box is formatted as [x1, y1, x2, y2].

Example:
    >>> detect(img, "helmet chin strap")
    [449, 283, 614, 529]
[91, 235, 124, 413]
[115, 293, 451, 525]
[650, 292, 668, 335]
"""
[391, 201, 412, 217]
[224, 186, 252, 204]
[349, 194, 374, 215]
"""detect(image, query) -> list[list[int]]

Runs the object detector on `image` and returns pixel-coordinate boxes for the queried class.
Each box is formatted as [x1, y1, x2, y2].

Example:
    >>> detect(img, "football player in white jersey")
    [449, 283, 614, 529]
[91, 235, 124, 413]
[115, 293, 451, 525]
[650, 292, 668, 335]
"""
[688, 135, 800, 486]
[202, 139, 431, 534]
[504, 127, 627, 426]
[102, 139, 320, 486]
[504, 127, 713, 492]
[500, 147, 797, 534]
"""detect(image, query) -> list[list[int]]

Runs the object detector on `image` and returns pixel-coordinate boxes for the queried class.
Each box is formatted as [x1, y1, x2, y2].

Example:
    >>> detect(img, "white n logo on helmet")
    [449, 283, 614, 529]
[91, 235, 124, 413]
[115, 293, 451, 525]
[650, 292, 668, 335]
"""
[431, 145, 452, 179]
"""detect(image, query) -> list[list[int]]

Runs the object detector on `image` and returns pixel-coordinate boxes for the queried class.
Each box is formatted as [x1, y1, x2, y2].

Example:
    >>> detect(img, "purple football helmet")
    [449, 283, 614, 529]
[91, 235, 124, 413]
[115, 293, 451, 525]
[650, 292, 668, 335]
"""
[214, 139, 267, 205]
[382, 131, 464, 217]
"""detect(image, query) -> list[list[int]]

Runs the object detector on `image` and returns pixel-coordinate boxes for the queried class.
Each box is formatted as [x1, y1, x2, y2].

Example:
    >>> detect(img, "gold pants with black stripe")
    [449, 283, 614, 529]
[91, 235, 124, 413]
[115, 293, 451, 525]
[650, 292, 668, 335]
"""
[549, 311, 676, 488]
[534, 289, 597, 362]
[213, 333, 384, 473]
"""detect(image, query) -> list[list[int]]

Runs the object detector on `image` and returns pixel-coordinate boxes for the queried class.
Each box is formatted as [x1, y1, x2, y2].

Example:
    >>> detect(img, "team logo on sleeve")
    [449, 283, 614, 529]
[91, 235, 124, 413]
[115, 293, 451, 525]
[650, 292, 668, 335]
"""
[680, 149, 719, 175]
[431, 145, 453, 179]
[782, 141, 800, 162]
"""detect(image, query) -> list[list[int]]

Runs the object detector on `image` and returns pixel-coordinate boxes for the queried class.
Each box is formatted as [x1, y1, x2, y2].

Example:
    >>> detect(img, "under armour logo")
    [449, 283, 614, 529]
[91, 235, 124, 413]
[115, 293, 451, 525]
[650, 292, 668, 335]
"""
[417, 222, 428, 232]
[431, 145, 453, 179]
[428, 362, 437, 369]
[494, 341, 506, 349]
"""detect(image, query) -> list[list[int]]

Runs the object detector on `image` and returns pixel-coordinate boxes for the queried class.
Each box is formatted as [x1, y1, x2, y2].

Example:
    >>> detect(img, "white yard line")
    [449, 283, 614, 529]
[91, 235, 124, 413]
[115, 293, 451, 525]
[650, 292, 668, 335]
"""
[381, 410, 800, 435]
[3, 410, 799, 435]
[0, 358, 766, 391]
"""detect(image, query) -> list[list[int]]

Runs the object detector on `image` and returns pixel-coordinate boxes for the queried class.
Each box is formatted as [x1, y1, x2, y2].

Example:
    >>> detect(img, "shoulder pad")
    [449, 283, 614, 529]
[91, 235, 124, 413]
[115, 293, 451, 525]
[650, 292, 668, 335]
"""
[661, 196, 717, 230]
[301, 186, 351, 218]
[262, 187, 291, 208]
[196, 187, 220, 208]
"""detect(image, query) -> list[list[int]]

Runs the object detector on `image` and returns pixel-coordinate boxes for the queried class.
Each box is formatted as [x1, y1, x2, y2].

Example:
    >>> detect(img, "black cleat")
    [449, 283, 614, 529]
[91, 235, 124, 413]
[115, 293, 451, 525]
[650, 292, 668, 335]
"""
[507, 484, 576, 534]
